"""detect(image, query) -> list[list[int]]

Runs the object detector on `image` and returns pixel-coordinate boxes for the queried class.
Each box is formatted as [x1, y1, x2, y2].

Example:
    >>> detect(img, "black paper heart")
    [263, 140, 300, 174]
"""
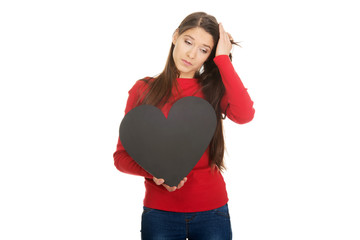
[119, 96, 217, 187]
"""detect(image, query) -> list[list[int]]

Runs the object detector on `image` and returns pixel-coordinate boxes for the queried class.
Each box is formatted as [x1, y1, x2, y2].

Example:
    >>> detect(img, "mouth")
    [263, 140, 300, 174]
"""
[181, 59, 192, 66]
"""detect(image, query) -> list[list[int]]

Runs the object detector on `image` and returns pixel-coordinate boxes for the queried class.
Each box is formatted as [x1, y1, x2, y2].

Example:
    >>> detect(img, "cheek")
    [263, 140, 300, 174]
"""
[172, 46, 181, 64]
[172, 45, 177, 57]
[196, 55, 209, 66]
[173, 44, 184, 60]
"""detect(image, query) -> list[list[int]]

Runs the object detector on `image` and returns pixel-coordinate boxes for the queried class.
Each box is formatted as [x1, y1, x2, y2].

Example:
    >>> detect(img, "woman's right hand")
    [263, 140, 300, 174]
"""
[153, 177, 188, 192]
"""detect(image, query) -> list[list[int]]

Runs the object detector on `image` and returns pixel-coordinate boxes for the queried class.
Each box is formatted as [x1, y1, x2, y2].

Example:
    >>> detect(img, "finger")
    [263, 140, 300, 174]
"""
[177, 180, 185, 189]
[177, 177, 188, 189]
[227, 33, 234, 41]
[158, 178, 165, 185]
[225, 32, 230, 42]
[153, 177, 164, 185]
[219, 23, 225, 38]
[164, 184, 177, 192]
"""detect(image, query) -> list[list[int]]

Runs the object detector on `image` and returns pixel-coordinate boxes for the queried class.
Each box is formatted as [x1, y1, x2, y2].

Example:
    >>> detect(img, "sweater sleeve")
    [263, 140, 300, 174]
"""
[113, 80, 153, 179]
[214, 55, 255, 124]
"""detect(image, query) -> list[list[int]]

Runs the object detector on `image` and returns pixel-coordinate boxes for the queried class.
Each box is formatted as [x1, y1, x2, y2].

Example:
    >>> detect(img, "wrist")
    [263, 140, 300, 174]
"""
[214, 54, 231, 65]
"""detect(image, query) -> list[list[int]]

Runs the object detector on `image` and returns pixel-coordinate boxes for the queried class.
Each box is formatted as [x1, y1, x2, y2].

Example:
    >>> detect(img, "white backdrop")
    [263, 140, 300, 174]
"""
[1, 0, 359, 239]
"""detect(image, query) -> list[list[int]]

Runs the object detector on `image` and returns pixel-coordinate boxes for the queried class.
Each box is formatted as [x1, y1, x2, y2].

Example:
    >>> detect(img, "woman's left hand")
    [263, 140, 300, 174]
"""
[215, 23, 233, 57]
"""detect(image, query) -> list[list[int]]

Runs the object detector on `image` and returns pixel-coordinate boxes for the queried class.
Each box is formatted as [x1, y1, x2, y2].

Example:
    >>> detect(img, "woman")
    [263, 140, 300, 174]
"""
[114, 12, 255, 239]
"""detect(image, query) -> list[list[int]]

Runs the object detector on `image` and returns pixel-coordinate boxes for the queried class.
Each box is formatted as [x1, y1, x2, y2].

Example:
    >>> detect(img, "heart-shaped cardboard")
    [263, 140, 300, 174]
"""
[119, 96, 217, 187]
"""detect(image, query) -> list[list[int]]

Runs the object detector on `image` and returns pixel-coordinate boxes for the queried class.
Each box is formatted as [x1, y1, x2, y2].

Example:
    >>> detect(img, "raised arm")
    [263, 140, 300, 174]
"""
[215, 23, 255, 124]
[215, 55, 255, 124]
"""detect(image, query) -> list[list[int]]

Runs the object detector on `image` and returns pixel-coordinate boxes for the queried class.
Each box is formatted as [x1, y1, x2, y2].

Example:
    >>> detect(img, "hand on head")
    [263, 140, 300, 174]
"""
[215, 23, 234, 57]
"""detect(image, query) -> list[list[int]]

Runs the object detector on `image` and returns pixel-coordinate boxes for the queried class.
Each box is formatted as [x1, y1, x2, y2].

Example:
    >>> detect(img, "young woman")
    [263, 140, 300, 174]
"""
[114, 12, 255, 239]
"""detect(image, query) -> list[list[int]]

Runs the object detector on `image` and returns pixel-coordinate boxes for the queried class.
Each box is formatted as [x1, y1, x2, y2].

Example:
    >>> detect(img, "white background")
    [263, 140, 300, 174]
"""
[1, 0, 359, 239]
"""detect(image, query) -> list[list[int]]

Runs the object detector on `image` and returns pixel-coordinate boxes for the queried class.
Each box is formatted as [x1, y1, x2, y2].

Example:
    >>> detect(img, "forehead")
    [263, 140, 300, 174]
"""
[180, 27, 214, 48]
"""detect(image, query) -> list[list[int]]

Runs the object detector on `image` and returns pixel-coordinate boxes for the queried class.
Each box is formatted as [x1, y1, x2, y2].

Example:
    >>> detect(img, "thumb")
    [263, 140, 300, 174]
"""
[153, 177, 165, 185]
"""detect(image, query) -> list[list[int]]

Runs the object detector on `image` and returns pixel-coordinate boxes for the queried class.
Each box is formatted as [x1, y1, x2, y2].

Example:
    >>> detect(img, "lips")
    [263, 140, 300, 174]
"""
[182, 59, 192, 66]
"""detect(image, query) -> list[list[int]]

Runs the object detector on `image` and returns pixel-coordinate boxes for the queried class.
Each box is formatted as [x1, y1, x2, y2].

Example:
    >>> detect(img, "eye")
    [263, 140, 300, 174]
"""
[200, 48, 208, 54]
[185, 40, 192, 45]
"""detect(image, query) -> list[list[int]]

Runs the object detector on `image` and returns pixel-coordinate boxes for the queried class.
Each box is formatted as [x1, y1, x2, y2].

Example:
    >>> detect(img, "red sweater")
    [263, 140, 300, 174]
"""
[113, 55, 255, 212]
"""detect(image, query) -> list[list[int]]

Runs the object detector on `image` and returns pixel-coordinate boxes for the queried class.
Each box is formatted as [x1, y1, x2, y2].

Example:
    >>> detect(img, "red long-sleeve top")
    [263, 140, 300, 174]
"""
[113, 55, 255, 212]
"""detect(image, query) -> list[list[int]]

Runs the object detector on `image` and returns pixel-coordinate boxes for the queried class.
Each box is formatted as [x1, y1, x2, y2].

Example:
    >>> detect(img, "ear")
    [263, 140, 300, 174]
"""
[172, 29, 179, 45]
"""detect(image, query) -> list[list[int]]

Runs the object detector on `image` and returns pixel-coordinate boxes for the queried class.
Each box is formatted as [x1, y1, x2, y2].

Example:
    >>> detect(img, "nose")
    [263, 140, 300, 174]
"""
[187, 47, 197, 59]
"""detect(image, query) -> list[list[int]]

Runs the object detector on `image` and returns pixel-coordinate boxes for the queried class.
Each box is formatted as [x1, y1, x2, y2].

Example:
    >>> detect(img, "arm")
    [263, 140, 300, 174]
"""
[215, 23, 255, 124]
[113, 80, 153, 178]
[214, 55, 255, 124]
[113, 138, 153, 178]
[113, 80, 188, 190]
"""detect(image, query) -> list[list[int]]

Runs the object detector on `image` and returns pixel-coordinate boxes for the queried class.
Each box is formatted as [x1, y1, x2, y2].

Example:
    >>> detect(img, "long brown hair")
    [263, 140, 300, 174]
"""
[136, 12, 234, 171]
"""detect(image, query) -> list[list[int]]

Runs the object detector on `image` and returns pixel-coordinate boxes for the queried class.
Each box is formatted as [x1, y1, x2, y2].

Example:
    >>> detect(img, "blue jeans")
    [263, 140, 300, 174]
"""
[141, 204, 232, 240]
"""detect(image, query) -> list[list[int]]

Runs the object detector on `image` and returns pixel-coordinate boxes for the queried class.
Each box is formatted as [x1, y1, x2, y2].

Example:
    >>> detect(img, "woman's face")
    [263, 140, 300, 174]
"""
[172, 27, 214, 78]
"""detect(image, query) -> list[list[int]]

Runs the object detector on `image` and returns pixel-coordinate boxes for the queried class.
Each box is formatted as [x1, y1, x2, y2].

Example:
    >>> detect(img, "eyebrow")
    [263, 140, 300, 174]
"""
[184, 35, 212, 50]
